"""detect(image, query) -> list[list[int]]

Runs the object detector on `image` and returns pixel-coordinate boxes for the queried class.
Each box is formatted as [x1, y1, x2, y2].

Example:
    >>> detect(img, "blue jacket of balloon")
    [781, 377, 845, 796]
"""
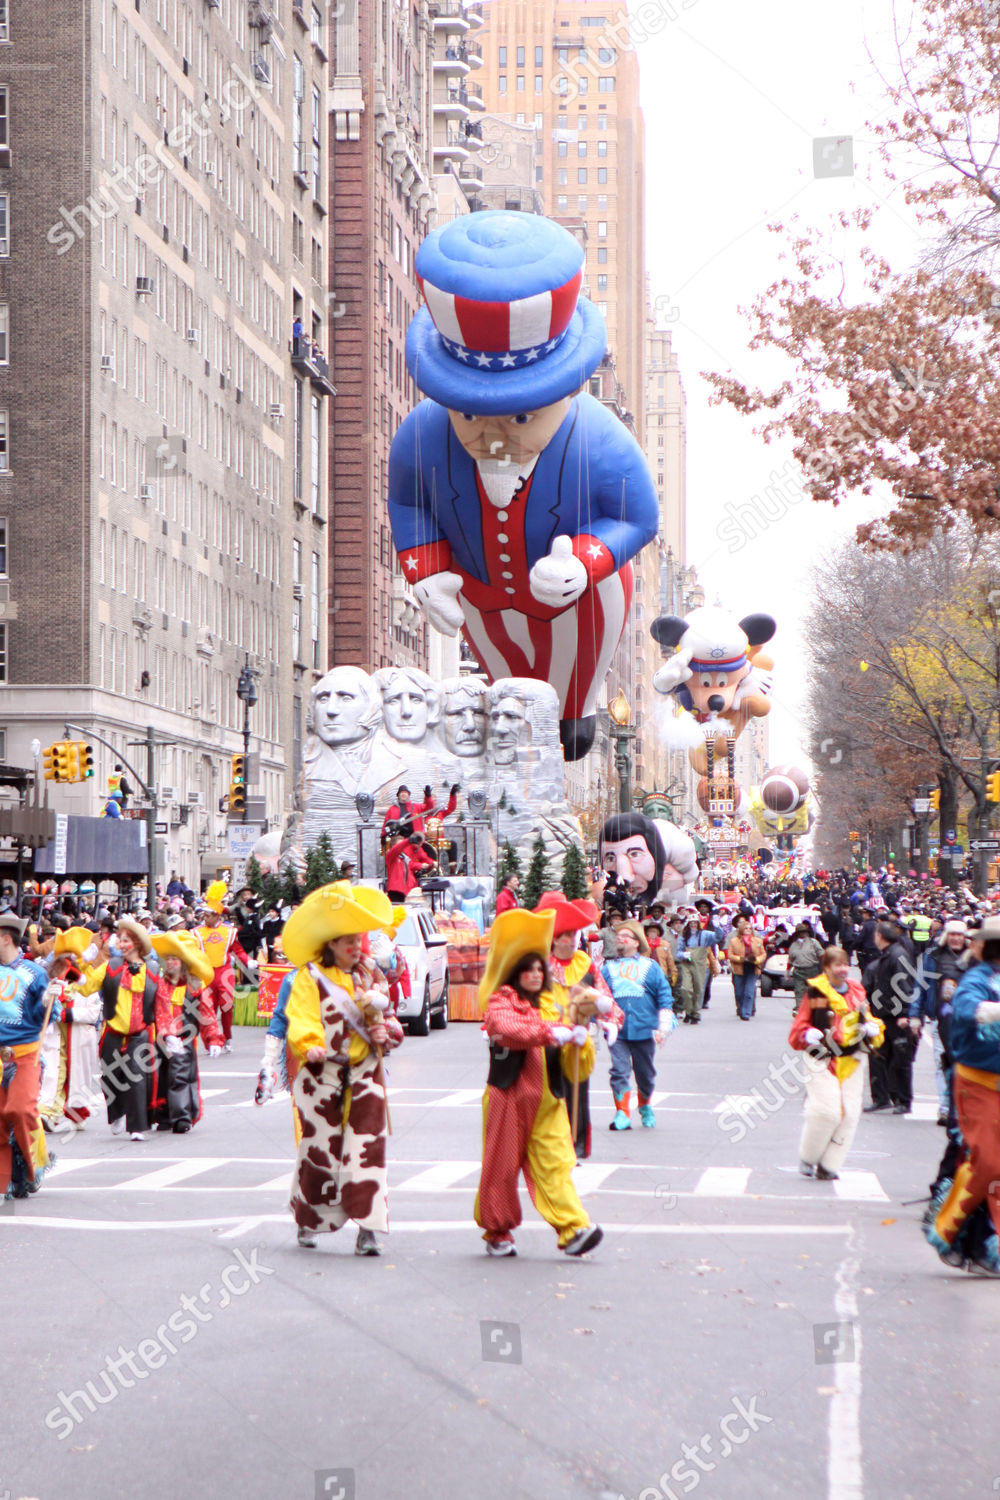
[601, 954, 672, 1041]
[387, 393, 658, 611]
[949, 960, 1000, 1073]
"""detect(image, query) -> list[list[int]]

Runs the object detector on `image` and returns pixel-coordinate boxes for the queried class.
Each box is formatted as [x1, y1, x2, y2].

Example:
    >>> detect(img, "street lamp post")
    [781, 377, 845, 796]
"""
[235, 656, 258, 825]
[607, 689, 635, 815]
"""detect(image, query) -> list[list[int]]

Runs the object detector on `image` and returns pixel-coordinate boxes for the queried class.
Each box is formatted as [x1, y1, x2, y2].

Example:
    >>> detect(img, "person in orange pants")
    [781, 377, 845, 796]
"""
[0, 912, 53, 1198]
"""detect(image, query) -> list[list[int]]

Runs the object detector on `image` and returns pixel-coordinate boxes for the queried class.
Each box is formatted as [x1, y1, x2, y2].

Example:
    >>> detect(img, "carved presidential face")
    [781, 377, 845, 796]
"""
[312, 668, 377, 746]
[442, 687, 488, 757]
[446, 397, 573, 465]
[490, 693, 529, 762]
[381, 675, 436, 743]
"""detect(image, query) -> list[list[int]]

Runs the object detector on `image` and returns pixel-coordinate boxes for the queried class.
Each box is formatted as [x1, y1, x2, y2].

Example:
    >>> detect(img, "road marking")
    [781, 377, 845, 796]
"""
[833, 1171, 889, 1203]
[694, 1167, 752, 1197]
[572, 1163, 619, 1195]
[395, 1161, 480, 1192]
[45, 1157, 103, 1178]
[0, 1214, 854, 1235]
[117, 1158, 230, 1190]
[828, 1228, 863, 1500]
[905, 1102, 939, 1122]
[199, 1088, 230, 1100]
[434, 1088, 485, 1107]
[253, 1173, 293, 1192]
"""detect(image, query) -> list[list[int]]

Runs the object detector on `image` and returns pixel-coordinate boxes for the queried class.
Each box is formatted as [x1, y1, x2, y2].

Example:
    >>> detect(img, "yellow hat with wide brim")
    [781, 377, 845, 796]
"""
[478, 908, 555, 1011]
[282, 882, 395, 968]
[151, 932, 215, 986]
[390, 905, 408, 934]
[53, 926, 94, 958]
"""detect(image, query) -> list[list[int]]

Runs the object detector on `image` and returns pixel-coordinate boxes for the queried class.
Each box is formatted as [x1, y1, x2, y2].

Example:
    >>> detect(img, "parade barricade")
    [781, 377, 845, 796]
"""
[257, 962, 293, 1020]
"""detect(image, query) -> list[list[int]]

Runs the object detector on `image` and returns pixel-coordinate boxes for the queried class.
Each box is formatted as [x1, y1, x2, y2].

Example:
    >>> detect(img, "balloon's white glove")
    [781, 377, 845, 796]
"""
[653, 646, 693, 696]
[550, 1025, 573, 1045]
[570, 1024, 589, 1047]
[413, 571, 464, 635]
[595, 994, 613, 1016]
[82, 942, 100, 966]
[603, 1022, 619, 1047]
[528, 535, 588, 609]
[804, 1027, 824, 1045]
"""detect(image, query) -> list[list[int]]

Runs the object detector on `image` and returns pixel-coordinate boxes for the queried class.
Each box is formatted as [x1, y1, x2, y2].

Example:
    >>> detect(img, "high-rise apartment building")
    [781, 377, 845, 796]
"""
[0, 0, 330, 888]
[327, 0, 481, 678]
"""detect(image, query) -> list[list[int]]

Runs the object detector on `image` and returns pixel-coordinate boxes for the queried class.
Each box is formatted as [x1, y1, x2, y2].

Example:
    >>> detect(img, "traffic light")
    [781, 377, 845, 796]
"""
[930, 789, 940, 812]
[77, 742, 94, 779]
[230, 752, 247, 814]
[42, 744, 59, 781]
[987, 771, 1000, 803]
[53, 741, 78, 782]
[848, 830, 860, 841]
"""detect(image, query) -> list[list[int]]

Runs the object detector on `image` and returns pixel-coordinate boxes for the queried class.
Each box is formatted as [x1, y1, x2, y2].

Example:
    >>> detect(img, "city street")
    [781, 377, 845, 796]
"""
[4, 978, 998, 1500]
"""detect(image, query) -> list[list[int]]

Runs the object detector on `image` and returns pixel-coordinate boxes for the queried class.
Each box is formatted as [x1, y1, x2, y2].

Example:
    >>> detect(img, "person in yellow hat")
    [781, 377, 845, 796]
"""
[533, 892, 621, 1161]
[38, 928, 104, 1132]
[282, 881, 404, 1255]
[474, 907, 603, 1258]
[194, 880, 240, 1053]
[151, 932, 225, 1134]
[71, 918, 160, 1141]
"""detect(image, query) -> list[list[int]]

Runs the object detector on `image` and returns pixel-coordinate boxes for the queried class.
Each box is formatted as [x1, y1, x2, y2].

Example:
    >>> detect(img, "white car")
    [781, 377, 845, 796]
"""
[393, 909, 450, 1035]
[759, 908, 822, 997]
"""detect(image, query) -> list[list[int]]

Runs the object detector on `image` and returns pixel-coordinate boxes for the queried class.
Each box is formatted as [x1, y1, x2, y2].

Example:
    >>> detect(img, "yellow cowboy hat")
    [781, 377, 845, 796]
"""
[282, 882, 395, 968]
[478, 908, 555, 1011]
[151, 932, 214, 986]
[53, 926, 95, 958]
[390, 905, 408, 934]
[204, 880, 229, 915]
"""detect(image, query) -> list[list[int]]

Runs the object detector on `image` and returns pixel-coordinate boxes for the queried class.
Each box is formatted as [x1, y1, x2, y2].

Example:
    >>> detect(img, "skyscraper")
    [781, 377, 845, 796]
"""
[0, 0, 330, 889]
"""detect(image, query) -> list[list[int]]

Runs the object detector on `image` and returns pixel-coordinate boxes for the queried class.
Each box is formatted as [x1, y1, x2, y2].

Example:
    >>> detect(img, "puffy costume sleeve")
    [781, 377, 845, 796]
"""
[482, 985, 559, 1049]
[285, 967, 324, 1061]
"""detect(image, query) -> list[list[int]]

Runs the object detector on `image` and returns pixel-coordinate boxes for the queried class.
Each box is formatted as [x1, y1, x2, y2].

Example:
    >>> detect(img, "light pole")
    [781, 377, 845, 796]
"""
[607, 689, 634, 815]
[236, 656, 258, 825]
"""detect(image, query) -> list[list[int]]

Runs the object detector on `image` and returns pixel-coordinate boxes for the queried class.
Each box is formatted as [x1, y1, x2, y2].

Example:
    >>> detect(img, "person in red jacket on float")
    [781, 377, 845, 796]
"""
[384, 832, 439, 902]
[495, 874, 521, 915]
[381, 784, 459, 841]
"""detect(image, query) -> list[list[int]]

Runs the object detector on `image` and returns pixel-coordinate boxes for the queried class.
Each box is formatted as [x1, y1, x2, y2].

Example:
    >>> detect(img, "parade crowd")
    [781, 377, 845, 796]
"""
[2, 858, 1000, 1275]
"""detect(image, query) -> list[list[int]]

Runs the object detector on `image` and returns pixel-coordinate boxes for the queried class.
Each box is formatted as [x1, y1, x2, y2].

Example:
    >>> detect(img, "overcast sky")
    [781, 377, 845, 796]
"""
[638, 0, 922, 773]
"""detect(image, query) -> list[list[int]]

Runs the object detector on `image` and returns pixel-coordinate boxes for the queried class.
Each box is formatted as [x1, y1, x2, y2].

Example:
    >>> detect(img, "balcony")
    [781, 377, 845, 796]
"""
[457, 160, 484, 190]
[434, 43, 471, 75]
[431, 1, 470, 33]
[465, 39, 483, 67]
[290, 335, 336, 396]
[464, 119, 483, 146]
[466, 80, 485, 110]
[434, 84, 471, 119]
[433, 126, 471, 164]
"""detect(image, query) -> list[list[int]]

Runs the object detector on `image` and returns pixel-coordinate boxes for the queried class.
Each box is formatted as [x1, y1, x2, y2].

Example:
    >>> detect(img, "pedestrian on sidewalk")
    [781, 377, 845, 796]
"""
[789, 946, 883, 1180]
[602, 920, 675, 1129]
[282, 882, 404, 1255]
[474, 907, 602, 1258]
[728, 916, 765, 1021]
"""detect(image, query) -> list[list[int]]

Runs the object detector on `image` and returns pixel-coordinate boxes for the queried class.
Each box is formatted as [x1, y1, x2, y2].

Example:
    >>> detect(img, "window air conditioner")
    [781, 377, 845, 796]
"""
[268, 403, 284, 419]
[186, 328, 199, 343]
[135, 276, 154, 295]
[100, 354, 114, 372]
[139, 484, 154, 500]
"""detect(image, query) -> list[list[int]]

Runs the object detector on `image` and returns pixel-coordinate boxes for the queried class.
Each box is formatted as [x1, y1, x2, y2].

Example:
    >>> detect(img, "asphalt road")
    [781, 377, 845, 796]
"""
[5, 978, 999, 1500]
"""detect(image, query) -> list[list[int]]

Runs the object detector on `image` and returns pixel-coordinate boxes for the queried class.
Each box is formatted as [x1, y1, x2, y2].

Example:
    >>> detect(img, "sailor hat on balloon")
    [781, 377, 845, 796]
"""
[406, 210, 607, 415]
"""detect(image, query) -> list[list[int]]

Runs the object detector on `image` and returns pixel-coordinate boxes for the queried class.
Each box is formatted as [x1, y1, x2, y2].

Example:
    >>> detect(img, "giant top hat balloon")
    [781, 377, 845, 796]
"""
[406, 211, 607, 415]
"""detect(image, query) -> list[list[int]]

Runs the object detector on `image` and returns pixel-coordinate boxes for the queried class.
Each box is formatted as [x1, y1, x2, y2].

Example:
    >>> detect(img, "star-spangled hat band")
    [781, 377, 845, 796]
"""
[405, 209, 607, 415]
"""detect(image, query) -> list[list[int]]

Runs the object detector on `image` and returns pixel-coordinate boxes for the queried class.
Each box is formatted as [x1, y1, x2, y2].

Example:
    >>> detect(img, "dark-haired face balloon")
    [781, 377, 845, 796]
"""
[601, 833, 656, 898]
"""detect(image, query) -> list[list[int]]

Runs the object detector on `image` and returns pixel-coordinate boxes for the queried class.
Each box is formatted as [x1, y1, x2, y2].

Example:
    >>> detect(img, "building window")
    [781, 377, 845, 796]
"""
[598, 77, 615, 92]
[498, 46, 506, 66]
[534, 45, 543, 66]
[0, 623, 7, 683]
[598, 114, 608, 129]
[515, 112, 525, 124]
[516, 75, 524, 91]
[0, 410, 8, 470]
[577, 168, 587, 184]
[292, 540, 302, 661]
[534, 112, 543, 128]
[556, 195, 567, 211]
[312, 84, 322, 198]
[311, 392, 322, 513]
[534, 75, 542, 93]
[598, 139, 607, 156]
[498, 75, 507, 93]
[0, 87, 8, 149]
[311, 4, 323, 46]
[293, 378, 303, 499]
[557, 141, 567, 158]
[0, 303, 7, 364]
[578, 140, 587, 157]
[597, 273, 607, 290]
[0, 5, 8, 43]
[516, 45, 524, 66]
[597, 167, 607, 183]
[0, 194, 9, 256]
[598, 48, 615, 62]
[597, 220, 607, 237]
[0, 516, 6, 575]
[577, 196, 586, 213]
[311, 551, 320, 669]
[557, 169, 567, 185]
[577, 76, 588, 94]
[597, 246, 607, 263]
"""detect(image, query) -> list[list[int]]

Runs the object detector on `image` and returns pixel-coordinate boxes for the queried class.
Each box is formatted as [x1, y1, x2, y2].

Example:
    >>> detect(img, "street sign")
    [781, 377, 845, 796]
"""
[155, 821, 169, 834]
[227, 823, 263, 857]
[913, 798, 932, 814]
[971, 840, 1000, 852]
[945, 829, 956, 844]
[52, 813, 68, 877]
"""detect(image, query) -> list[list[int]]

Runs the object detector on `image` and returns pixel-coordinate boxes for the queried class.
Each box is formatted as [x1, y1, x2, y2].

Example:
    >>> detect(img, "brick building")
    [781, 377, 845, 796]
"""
[0, 0, 330, 889]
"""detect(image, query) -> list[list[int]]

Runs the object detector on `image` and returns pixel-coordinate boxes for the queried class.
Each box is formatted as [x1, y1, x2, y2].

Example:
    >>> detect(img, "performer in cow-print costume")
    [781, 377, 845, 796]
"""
[282, 883, 404, 1255]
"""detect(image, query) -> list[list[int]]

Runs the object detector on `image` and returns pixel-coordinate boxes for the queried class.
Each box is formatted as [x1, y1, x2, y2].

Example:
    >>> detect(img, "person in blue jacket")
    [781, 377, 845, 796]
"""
[0, 911, 52, 1198]
[925, 917, 1000, 1275]
[602, 920, 674, 1131]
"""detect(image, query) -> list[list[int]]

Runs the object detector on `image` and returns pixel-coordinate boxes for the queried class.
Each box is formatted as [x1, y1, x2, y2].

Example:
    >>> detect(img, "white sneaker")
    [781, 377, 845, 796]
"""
[223, 1041, 233, 1054]
[110, 1117, 126, 1136]
[129, 1132, 145, 1142]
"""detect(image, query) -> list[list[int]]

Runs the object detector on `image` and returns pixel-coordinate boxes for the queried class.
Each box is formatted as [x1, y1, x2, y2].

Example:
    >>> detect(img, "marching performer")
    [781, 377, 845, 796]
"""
[151, 931, 224, 1134]
[602, 921, 675, 1130]
[0, 912, 52, 1198]
[475, 907, 603, 1258]
[788, 946, 884, 1180]
[282, 882, 404, 1255]
[533, 892, 620, 1160]
[74, 918, 160, 1141]
[195, 881, 242, 1053]
[38, 928, 103, 1131]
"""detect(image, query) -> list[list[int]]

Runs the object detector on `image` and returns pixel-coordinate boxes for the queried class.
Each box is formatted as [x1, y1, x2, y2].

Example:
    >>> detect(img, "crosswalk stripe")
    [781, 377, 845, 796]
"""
[833, 1170, 889, 1202]
[434, 1089, 484, 1108]
[45, 1157, 102, 1178]
[694, 1167, 752, 1197]
[117, 1158, 230, 1190]
[572, 1163, 618, 1195]
[253, 1173, 293, 1192]
[395, 1161, 480, 1192]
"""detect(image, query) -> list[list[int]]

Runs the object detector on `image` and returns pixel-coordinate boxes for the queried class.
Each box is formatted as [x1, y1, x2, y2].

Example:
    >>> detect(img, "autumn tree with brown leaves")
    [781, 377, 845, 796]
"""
[708, 0, 1000, 548]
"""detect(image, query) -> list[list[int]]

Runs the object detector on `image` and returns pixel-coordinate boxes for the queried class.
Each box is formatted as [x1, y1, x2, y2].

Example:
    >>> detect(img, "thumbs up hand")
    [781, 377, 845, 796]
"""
[529, 535, 588, 609]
